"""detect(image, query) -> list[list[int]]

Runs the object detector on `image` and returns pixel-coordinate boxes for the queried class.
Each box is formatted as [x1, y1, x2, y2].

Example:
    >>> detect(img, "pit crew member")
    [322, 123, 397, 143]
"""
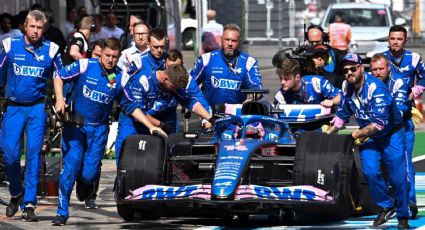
[0, 10, 63, 221]
[51, 38, 165, 226]
[273, 58, 341, 108]
[190, 23, 262, 107]
[115, 64, 213, 164]
[326, 53, 409, 229]
[371, 53, 417, 220]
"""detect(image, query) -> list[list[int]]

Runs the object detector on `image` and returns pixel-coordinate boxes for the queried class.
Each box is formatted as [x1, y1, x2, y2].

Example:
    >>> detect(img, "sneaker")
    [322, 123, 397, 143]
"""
[397, 217, 410, 229]
[373, 207, 396, 227]
[22, 206, 38, 222]
[84, 198, 98, 209]
[409, 204, 418, 219]
[6, 193, 23, 217]
[52, 215, 68, 226]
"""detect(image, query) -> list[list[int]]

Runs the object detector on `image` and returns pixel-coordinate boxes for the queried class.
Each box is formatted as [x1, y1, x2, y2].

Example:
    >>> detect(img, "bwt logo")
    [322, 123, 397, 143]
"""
[211, 76, 241, 90]
[83, 85, 113, 104]
[13, 63, 44, 78]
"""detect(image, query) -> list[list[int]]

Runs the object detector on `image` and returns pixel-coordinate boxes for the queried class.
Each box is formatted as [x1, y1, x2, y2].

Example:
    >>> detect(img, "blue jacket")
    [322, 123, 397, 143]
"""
[382, 66, 412, 120]
[383, 49, 425, 88]
[121, 68, 210, 116]
[0, 35, 62, 103]
[54, 58, 123, 125]
[274, 75, 341, 105]
[336, 72, 402, 138]
[126, 51, 165, 77]
[190, 50, 262, 106]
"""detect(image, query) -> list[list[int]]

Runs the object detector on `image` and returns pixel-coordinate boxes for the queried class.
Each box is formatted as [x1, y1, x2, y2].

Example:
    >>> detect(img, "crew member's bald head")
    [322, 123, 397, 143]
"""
[307, 27, 323, 45]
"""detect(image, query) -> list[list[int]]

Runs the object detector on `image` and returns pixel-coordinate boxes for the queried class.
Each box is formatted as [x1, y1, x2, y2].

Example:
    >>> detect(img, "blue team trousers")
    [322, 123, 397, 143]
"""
[359, 127, 409, 218]
[2, 103, 47, 208]
[404, 118, 416, 205]
[57, 123, 109, 218]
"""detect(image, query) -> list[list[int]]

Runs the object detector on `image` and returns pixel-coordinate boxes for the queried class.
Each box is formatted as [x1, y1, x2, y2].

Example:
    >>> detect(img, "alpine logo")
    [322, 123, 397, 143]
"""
[138, 140, 147, 150]
[13, 63, 44, 77]
[211, 76, 241, 90]
[83, 85, 113, 104]
[399, 65, 410, 72]
[214, 181, 232, 187]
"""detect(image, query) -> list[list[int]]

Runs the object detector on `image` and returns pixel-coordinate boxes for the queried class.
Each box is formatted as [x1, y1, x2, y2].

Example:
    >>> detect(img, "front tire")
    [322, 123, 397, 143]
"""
[115, 135, 168, 221]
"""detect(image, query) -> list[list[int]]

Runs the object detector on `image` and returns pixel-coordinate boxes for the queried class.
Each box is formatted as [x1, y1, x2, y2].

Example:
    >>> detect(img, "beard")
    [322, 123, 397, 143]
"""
[224, 48, 234, 57]
[346, 70, 363, 87]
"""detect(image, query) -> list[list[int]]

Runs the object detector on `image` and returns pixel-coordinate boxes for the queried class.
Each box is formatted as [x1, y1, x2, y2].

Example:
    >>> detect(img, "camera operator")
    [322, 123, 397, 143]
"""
[310, 44, 343, 88]
[306, 25, 345, 76]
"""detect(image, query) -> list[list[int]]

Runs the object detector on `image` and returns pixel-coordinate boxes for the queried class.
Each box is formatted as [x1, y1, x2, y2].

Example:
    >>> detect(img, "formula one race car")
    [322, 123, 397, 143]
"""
[114, 91, 376, 222]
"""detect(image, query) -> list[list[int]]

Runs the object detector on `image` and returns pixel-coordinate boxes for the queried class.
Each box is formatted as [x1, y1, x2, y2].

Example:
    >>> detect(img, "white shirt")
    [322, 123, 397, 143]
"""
[89, 27, 111, 43]
[201, 20, 224, 35]
[103, 26, 124, 40]
[117, 45, 149, 70]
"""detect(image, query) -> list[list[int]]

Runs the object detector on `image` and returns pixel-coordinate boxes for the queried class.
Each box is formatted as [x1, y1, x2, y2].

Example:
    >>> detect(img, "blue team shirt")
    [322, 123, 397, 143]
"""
[380, 66, 412, 119]
[336, 72, 402, 138]
[383, 49, 425, 88]
[120, 67, 210, 116]
[54, 58, 123, 125]
[126, 51, 165, 77]
[0, 35, 62, 103]
[190, 50, 262, 106]
[274, 75, 340, 105]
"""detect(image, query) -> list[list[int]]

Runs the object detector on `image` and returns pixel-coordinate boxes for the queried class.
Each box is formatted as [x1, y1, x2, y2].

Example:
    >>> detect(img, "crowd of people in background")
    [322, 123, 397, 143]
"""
[0, 5, 131, 55]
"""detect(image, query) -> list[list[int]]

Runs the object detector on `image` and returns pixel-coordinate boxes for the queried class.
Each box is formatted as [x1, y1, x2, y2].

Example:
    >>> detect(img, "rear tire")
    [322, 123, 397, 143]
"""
[293, 132, 354, 221]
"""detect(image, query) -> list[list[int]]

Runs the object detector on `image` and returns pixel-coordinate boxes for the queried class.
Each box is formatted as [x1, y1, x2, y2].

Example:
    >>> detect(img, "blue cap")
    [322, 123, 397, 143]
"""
[342, 53, 362, 65]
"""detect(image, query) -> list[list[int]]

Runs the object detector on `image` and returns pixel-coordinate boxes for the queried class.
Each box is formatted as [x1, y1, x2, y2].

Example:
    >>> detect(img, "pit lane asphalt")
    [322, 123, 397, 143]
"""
[1, 45, 425, 229]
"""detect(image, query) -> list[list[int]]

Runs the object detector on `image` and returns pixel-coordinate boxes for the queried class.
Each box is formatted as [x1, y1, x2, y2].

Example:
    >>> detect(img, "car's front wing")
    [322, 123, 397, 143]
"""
[124, 184, 333, 203]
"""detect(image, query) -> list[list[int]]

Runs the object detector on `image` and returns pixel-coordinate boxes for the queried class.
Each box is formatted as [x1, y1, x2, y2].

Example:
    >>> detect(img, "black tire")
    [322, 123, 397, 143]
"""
[115, 135, 168, 221]
[182, 28, 196, 50]
[117, 203, 135, 221]
[293, 132, 354, 221]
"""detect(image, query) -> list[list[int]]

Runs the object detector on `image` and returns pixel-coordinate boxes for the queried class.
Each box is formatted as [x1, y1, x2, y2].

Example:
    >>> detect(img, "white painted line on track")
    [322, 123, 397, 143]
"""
[194, 227, 222, 230]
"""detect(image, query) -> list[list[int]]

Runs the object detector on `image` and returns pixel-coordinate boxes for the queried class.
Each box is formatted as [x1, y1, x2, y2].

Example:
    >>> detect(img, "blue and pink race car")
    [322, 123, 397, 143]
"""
[114, 91, 376, 222]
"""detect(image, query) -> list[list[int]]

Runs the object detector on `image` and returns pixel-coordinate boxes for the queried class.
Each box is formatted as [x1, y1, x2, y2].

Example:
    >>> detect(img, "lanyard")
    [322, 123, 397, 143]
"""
[389, 51, 404, 68]
[24, 46, 43, 62]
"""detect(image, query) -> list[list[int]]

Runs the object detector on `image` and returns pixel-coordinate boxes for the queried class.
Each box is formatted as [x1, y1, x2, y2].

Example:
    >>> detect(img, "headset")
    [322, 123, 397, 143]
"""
[305, 24, 329, 43]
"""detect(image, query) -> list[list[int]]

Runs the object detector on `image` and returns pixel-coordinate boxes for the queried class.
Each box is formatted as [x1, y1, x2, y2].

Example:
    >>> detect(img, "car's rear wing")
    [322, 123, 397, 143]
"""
[272, 104, 334, 123]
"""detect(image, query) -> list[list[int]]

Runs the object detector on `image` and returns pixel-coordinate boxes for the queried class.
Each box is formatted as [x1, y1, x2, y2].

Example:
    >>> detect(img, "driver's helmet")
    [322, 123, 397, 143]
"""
[245, 122, 265, 139]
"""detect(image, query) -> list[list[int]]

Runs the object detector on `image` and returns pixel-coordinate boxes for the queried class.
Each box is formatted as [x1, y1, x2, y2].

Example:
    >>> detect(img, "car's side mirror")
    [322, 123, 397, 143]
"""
[395, 17, 406, 26]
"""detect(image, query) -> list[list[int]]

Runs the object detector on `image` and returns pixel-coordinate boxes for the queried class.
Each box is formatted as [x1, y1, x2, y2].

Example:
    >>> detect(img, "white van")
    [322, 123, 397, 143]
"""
[319, 3, 406, 60]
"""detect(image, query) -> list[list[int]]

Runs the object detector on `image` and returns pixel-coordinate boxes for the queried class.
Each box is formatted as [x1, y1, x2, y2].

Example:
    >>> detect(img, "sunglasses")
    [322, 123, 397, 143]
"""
[343, 65, 360, 74]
